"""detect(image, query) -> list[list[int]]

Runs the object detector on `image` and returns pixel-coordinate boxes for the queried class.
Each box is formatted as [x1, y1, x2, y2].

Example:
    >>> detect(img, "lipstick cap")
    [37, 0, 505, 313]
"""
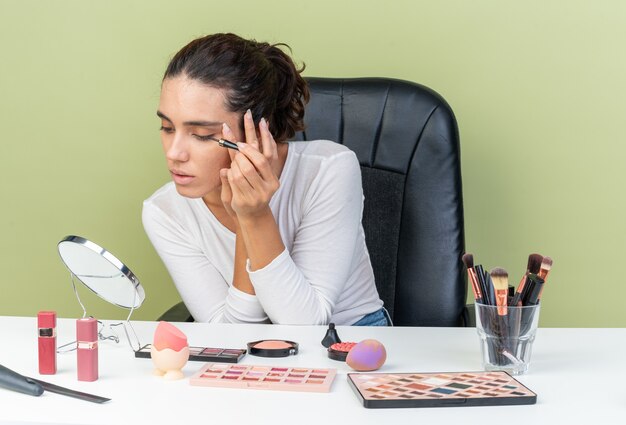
[76, 318, 97, 342]
[38, 311, 56, 328]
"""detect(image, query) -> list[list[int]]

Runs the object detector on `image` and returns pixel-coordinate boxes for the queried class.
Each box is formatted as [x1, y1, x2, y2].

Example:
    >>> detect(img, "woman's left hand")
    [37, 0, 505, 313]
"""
[221, 110, 280, 220]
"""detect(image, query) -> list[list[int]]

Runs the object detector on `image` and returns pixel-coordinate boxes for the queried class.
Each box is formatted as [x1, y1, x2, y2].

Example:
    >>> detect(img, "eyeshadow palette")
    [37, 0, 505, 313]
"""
[347, 371, 536, 409]
[190, 363, 336, 393]
[134, 344, 246, 363]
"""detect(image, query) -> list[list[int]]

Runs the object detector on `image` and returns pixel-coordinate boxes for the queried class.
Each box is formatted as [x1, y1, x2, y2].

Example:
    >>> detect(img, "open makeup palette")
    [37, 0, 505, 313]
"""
[347, 371, 536, 408]
[135, 345, 246, 363]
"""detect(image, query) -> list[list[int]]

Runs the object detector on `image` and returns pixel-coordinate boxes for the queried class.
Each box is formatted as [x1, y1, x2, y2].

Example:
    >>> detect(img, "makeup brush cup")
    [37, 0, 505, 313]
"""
[475, 303, 541, 375]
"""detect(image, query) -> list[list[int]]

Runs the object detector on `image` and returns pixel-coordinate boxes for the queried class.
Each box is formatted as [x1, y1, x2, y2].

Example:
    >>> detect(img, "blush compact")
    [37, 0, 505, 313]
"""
[328, 342, 356, 361]
[247, 340, 299, 358]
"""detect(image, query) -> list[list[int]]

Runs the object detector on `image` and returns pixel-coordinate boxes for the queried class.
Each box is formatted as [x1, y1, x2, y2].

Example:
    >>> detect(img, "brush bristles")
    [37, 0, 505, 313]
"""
[527, 253, 543, 274]
[541, 256, 553, 271]
[489, 267, 509, 291]
[462, 253, 474, 269]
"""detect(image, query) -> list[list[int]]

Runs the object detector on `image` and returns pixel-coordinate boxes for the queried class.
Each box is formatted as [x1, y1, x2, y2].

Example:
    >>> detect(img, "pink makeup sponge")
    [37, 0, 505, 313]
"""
[153, 321, 188, 352]
[346, 339, 387, 371]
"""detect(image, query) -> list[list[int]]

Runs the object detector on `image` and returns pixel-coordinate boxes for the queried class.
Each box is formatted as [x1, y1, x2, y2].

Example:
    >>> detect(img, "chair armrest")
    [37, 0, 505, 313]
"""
[157, 301, 194, 322]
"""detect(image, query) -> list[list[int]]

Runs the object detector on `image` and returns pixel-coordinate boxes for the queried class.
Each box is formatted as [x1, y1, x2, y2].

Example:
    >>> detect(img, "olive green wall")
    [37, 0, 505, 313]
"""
[1, 0, 624, 326]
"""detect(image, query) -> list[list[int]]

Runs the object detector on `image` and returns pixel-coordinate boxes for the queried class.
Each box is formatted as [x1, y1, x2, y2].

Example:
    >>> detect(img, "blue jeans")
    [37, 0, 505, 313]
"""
[352, 307, 392, 326]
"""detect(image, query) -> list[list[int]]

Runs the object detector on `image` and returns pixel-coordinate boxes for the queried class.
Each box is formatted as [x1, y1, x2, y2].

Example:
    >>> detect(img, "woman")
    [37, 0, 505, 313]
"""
[143, 33, 387, 325]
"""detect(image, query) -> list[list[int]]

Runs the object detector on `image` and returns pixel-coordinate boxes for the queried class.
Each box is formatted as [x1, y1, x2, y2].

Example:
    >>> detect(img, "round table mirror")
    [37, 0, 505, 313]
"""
[57, 235, 145, 309]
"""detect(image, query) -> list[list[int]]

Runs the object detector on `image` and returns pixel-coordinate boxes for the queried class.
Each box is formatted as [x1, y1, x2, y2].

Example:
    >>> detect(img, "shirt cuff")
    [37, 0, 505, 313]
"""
[246, 248, 290, 276]
[224, 285, 268, 323]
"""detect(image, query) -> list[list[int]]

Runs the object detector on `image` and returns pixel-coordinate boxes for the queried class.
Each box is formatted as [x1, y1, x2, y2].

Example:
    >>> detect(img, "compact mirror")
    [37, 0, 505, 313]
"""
[57, 235, 145, 309]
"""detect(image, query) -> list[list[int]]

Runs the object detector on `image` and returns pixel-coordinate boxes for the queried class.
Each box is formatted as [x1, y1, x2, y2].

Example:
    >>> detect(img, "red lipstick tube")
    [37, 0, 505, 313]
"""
[76, 318, 98, 382]
[38, 311, 57, 375]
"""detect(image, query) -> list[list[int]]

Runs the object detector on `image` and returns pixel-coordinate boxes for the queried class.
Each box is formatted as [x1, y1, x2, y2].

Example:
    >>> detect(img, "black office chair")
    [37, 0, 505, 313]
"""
[158, 77, 468, 326]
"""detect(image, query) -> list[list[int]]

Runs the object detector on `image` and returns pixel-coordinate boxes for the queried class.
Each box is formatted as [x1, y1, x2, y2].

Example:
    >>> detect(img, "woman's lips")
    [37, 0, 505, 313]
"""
[171, 171, 195, 185]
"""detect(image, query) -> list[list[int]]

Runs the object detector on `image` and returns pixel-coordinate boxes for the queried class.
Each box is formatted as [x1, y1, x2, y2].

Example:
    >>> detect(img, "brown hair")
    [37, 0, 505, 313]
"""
[164, 33, 309, 141]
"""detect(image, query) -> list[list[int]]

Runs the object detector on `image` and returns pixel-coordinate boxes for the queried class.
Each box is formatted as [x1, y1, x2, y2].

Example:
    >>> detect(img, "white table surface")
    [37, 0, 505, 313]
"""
[0, 316, 624, 424]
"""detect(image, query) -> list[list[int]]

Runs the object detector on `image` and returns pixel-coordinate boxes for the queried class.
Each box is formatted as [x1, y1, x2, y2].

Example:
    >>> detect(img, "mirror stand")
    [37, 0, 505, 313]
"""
[56, 236, 146, 354]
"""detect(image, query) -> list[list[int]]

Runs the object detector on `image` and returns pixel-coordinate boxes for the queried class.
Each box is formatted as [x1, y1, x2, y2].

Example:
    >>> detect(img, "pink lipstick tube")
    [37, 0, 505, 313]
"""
[38, 311, 57, 375]
[76, 318, 98, 382]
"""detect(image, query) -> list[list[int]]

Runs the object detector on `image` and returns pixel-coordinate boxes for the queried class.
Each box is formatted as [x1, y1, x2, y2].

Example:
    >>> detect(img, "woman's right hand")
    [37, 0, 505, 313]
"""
[219, 110, 280, 221]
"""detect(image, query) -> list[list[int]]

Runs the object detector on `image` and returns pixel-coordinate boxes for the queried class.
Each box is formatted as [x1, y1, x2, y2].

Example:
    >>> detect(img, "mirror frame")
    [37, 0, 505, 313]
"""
[57, 235, 145, 309]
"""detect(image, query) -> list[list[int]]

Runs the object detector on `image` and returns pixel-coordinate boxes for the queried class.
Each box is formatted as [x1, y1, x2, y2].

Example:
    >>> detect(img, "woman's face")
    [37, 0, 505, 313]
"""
[157, 76, 242, 201]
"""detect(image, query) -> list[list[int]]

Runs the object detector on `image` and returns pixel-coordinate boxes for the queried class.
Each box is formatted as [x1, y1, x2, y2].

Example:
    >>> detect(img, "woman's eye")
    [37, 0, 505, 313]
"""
[194, 134, 217, 142]
[159, 126, 174, 134]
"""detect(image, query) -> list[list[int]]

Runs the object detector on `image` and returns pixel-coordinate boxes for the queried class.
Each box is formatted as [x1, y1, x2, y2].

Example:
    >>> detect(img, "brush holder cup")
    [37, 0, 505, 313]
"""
[475, 303, 540, 375]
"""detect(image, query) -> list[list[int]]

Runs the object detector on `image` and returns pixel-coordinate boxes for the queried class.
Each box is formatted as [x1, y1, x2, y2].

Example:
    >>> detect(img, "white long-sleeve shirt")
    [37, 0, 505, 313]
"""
[142, 140, 383, 325]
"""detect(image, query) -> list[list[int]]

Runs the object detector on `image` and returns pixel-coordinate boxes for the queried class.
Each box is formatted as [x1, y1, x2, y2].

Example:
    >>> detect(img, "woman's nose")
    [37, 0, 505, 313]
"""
[165, 134, 189, 162]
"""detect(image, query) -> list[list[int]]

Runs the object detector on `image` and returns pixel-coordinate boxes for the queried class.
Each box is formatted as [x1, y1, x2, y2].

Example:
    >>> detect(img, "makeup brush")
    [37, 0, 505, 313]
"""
[521, 274, 545, 306]
[519, 254, 544, 306]
[486, 268, 508, 367]
[490, 268, 509, 316]
[518, 273, 545, 338]
[533, 256, 553, 303]
[462, 253, 483, 304]
[510, 254, 543, 307]
[475, 264, 493, 305]
[461, 252, 474, 269]
[538, 256, 553, 281]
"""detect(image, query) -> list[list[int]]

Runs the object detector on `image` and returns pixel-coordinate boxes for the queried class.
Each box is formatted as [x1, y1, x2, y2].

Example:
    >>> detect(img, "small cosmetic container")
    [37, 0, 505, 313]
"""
[328, 342, 356, 361]
[77, 318, 98, 382]
[37, 311, 57, 375]
[247, 340, 298, 357]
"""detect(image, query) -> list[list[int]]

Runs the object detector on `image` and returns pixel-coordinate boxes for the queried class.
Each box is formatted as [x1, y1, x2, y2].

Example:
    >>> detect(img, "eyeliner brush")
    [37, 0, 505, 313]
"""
[207, 137, 239, 150]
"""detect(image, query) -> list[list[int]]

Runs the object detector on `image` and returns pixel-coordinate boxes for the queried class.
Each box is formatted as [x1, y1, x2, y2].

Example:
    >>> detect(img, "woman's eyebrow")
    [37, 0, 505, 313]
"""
[156, 110, 221, 127]
[156, 110, 172, 122]
[184, 120, 222, 127]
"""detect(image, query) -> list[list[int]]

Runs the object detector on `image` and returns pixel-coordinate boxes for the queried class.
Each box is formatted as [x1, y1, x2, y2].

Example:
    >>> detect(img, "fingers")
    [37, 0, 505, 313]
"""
[220, 168, 232, 202]
[243, 109, 260, 150]
[235, 143, 276, 182]
[259, 118, 278, 163]
[230, 153, 263, 192]
[220, 168, 239, 213]
[222, 110, 278, 198]
[223, 120, 274, 189]
[225, 110, 275, 162]
[222, 123, 238, 161]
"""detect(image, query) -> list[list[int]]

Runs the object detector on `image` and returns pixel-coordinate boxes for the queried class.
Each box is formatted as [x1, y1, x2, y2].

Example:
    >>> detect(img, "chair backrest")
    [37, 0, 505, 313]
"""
[292, 77, 467, 326]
